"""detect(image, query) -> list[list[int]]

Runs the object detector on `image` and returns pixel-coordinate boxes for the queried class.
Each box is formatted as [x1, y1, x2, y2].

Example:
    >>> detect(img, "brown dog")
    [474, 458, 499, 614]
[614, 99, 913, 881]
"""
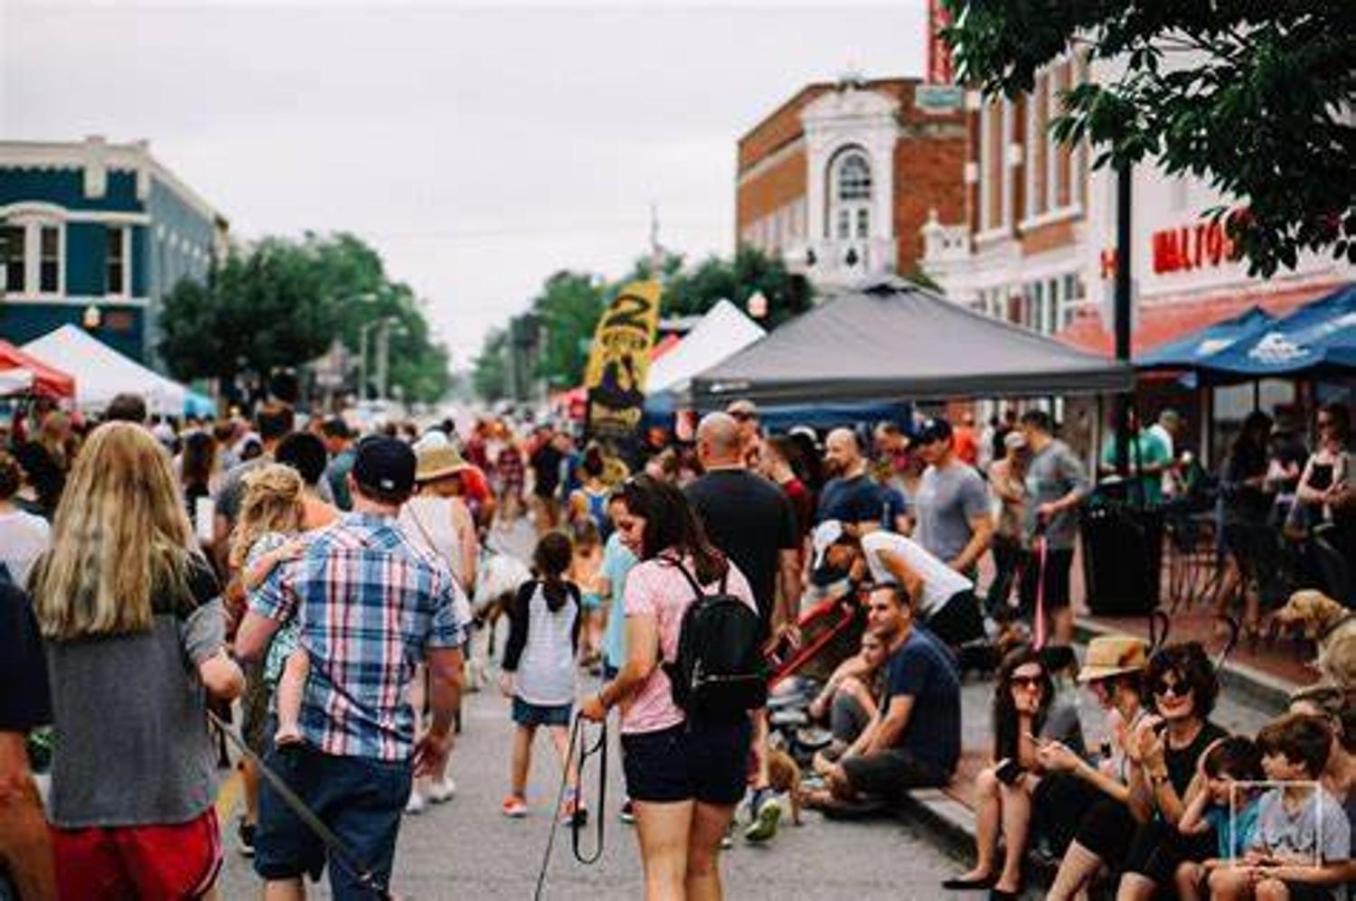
[1273, 589, 1356, 693]
[767, 747, 803, 825]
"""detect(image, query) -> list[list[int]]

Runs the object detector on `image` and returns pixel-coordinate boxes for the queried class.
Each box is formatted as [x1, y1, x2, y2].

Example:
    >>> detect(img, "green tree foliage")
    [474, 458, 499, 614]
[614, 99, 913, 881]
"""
[943, 0, 1356, 275]
[159, 232, 450, 402]
[471, 246, 810, 399]
[472, 327, 509, 401]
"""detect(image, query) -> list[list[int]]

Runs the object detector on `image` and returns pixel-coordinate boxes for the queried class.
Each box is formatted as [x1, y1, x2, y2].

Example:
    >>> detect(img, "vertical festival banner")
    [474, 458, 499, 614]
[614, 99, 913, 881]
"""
[582, 279, 662, 441]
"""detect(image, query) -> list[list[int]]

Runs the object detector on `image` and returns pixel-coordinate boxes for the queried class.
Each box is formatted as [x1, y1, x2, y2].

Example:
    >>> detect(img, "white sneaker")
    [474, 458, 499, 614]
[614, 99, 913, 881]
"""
[426, 777, 456, 803]
[404, 789, 427, 815]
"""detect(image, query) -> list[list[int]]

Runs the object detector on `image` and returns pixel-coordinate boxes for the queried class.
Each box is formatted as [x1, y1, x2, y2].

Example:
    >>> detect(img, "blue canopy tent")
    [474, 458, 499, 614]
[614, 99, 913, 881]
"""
[1199, 283, 1355, 379]
[1137, 306, 1276, 371]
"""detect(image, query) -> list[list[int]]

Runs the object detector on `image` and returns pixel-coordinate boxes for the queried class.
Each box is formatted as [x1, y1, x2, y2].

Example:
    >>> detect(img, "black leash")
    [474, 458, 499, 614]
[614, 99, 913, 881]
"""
[207, 711, 392, 899]
[533, 713, 608, 900]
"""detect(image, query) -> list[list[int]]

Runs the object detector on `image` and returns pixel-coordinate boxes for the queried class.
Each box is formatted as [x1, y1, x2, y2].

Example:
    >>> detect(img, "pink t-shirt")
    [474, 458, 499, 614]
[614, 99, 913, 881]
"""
[619, 554, 756, 735]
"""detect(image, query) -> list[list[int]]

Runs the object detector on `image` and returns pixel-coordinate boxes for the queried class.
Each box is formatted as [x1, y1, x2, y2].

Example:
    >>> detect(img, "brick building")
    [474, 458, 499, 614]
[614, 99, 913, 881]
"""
[735, 75, 967, 287]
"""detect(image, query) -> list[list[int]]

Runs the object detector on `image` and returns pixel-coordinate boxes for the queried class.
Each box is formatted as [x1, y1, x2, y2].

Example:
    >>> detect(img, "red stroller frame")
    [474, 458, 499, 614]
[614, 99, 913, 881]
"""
[765, 586, 869, 690]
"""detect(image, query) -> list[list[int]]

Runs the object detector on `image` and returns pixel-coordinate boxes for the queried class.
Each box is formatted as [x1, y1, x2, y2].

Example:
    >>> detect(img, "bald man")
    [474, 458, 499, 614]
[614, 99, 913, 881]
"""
[686, 413, 801, 636]
[817, 428, 884, 535]
[685, 412, 800, 843]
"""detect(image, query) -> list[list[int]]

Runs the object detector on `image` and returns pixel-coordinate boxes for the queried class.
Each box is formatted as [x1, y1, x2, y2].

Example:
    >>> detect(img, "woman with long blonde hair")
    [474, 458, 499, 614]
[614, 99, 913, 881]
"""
[31, 421, 243, 900]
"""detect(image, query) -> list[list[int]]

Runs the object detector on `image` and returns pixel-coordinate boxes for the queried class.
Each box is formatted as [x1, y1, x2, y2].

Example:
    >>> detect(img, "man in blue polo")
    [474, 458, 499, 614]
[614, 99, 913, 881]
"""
[237, 436, 466, 900]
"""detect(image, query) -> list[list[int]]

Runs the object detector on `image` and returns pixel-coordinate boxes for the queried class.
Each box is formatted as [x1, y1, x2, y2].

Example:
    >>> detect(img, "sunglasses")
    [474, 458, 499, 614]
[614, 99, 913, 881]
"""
[1153, 680, 1190, 698]
[1010, 675, 1045, 690]
[1317, 418, 1334, 428]
[729, 411, 758, 422]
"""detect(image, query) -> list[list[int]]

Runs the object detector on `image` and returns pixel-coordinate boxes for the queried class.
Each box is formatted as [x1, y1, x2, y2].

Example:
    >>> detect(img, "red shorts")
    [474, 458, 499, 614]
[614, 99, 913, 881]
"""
[51, 808, 222, 901]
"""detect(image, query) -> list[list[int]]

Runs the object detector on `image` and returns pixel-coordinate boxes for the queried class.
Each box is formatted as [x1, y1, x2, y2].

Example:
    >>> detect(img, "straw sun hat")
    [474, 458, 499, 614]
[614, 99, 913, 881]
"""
[415, 445, 472, 483]
[1076, 635, 1150, 683]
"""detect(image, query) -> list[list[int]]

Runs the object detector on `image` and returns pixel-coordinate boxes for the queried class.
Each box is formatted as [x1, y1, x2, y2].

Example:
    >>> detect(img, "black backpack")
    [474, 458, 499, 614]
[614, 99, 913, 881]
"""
[660, 558, 767, 721]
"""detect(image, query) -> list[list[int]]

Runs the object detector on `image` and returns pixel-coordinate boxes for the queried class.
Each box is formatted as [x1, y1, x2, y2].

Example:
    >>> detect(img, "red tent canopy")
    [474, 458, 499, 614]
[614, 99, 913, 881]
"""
[0, 340, 76, 398]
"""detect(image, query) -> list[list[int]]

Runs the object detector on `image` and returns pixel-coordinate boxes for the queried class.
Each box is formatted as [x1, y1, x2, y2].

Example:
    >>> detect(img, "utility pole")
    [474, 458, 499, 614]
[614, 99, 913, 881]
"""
[1113, 162, 1133, 477]
[376, 318, 391, 403]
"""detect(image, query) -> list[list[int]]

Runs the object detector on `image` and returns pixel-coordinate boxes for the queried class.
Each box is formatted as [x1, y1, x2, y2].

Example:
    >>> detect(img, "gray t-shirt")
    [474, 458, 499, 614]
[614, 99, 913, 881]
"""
[914, 462, 989, 564]
[1024, 439, 1090, 550]
[1251, 786, 1351, 863]
[44, 562, 225, 828]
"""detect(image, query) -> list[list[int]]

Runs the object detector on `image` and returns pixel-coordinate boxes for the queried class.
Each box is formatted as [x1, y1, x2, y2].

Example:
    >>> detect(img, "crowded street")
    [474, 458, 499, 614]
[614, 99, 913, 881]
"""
[3, 3, 1355, 900]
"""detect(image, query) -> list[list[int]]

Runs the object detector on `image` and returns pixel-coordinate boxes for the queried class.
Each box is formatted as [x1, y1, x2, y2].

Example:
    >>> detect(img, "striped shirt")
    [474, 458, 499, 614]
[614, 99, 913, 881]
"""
[250, 512, 466, 761]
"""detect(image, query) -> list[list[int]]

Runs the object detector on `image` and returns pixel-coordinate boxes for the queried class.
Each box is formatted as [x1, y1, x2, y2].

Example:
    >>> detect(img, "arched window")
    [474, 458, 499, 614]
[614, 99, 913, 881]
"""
[827, 149, 873, 244]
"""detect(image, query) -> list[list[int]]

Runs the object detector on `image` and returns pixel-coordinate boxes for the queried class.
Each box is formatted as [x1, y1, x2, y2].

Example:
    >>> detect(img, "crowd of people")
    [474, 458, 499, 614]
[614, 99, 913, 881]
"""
[0, 389, 1352, 901]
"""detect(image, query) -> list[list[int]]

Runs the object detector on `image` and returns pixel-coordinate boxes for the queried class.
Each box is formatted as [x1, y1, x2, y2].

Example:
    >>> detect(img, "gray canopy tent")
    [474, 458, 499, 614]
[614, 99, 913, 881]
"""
[690, 277, 1133, 407]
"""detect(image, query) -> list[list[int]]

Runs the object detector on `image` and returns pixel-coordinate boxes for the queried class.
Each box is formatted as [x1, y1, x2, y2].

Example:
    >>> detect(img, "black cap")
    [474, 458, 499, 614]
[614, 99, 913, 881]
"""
[352, 436, 416, 498]
[915, 417, 953, 445]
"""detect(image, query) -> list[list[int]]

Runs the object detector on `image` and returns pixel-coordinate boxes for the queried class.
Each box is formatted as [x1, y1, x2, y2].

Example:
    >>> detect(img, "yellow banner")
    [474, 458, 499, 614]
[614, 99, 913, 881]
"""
[583, 279, 662, 440]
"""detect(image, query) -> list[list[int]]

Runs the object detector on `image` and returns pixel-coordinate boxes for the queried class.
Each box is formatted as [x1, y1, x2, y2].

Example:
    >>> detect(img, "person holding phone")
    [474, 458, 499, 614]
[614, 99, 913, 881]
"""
[942, 646, 1083, 897]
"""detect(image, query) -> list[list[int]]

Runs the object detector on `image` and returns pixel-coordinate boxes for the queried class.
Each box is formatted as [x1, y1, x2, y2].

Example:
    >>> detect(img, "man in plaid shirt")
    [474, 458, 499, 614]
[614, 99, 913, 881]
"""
[237, 436, 466, 900]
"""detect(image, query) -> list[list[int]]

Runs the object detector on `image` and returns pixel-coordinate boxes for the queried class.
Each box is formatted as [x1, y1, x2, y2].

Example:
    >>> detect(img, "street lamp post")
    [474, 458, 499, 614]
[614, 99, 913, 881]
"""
[375, 317, 406, 402]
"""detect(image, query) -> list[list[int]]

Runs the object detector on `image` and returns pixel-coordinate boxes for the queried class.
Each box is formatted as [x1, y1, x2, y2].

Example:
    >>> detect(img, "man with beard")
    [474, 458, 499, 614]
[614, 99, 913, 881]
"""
[816, 428, 884, 534]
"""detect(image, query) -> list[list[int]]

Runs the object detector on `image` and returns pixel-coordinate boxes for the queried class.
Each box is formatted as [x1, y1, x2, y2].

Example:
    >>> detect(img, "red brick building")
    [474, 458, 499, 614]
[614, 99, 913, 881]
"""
[735, 75, 967, 286]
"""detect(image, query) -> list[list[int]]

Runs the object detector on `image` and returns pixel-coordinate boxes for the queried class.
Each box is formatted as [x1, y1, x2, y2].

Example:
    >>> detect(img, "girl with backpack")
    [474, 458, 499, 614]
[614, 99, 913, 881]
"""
[499, 531, 585, 822]
[580, 474, 761, 901]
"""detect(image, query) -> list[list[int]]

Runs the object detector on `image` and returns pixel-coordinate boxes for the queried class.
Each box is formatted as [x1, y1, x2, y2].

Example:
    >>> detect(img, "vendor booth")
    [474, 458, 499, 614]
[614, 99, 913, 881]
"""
[22, 325, 202, 416]
[690, 277, 1132, 406]
[0, 340, 76, 399]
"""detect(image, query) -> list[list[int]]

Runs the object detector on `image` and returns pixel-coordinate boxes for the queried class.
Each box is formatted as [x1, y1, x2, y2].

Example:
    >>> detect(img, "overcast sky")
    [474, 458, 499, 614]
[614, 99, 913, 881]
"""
[2, 0, 928, 368]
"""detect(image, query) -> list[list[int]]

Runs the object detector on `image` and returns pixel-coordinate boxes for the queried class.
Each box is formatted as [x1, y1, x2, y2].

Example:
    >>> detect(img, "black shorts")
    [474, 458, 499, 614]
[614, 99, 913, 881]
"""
[1031, 771, 1104, 856]
[1122, 818, 1217, 887]
[1019, 546, 1074, 615]
[621, 719, 751, 806]
[924, 590, 985, 647]
[1074, 796, 1138, 867]
[839, 748, 947, 801]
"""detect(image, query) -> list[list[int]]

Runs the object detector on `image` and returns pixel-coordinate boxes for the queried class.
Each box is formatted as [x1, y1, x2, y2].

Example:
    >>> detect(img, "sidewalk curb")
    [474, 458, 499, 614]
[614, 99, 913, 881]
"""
[1074, 618, 1293, 714]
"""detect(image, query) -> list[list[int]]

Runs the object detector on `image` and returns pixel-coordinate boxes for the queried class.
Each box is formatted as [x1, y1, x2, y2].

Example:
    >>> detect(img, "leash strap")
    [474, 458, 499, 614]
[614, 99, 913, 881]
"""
[1032, 535, 1048, 651]
[207, 711, 391, 899]
[534, 713, 608, 900]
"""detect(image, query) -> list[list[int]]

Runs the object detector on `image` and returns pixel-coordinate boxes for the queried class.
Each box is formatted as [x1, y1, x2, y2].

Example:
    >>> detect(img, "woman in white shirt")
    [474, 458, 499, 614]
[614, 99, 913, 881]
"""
[0, 450, 50, 587]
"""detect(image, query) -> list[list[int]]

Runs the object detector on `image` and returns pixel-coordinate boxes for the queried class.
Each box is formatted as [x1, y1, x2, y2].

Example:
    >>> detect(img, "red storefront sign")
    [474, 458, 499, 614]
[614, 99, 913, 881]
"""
[1151, 217, 1241, 274]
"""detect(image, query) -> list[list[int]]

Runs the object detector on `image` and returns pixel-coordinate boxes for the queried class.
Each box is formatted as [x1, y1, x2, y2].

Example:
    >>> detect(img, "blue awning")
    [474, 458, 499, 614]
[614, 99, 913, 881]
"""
[1136, 306, 1276, 370]
[1202, 283, 1355, 378]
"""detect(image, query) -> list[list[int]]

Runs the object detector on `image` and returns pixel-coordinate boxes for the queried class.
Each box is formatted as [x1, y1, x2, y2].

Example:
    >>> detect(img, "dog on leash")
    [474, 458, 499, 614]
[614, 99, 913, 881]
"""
[1273, 589, 1356, 694]
[766, 747, 804, 826]
[468, 550, 533, 689]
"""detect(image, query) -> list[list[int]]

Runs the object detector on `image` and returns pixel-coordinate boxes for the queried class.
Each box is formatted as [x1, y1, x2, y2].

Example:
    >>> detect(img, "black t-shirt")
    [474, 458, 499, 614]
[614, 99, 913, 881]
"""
[530, 445, 563, 497]
[685, 469, 797, 631]
[0, 582, 51, 733]
[1165, 719, 1229, 797]
[816, 473, 885, 526]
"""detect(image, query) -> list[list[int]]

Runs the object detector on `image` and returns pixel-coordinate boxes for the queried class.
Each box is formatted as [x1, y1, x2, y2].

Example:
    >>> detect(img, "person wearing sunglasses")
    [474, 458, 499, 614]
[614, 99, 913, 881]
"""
[943, 645, 1084, 898]
[1288, 403, 1351, 534]
[1114, 642, 1229, 901]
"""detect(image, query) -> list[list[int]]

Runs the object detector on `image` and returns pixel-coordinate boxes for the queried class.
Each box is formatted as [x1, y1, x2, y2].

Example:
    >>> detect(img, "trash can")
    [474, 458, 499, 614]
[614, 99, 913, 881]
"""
[1080, 500, 1164, 617]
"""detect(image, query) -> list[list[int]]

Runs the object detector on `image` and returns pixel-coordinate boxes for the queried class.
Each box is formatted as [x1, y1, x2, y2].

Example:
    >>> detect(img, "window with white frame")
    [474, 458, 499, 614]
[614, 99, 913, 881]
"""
[106, 225, 130, 296]
[1, 225, 24, 293]
[828, 148, 872, 242]
[0, 220, 64, 296]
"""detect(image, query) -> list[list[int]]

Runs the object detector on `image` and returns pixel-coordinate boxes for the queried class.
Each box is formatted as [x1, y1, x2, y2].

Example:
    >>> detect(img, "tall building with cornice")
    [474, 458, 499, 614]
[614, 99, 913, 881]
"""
[735, 75, 967, 289]
[0, 136, 228, 363]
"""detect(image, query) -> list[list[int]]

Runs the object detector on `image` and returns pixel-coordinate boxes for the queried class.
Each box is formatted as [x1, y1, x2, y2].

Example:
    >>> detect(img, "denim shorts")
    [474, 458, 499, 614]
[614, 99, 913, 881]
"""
[621, 719, 752, 806]
[512, 696, 573, 728]
[255, 742, 411, 900]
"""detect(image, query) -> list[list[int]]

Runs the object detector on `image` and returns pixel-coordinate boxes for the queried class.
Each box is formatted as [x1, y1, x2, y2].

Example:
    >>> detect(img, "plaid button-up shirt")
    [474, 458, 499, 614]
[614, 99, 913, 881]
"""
[250, 512, 467, 761]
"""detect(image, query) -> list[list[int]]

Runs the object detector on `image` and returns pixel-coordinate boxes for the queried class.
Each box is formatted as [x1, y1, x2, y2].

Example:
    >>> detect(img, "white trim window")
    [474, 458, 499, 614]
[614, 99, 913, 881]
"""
[106, 225, 130, 296]
[0, 219, 64, 297]
[828, 148, 872, 240]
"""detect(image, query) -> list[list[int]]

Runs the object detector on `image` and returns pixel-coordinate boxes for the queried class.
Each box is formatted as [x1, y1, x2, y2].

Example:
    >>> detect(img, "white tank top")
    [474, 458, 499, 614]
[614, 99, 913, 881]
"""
[516, 582, 578, 707]
[399, 496, 473, 628]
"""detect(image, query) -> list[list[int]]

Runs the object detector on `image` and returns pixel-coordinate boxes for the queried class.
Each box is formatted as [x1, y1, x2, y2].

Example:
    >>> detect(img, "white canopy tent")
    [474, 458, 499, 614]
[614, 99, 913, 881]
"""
[0, 368, 34, 396]
[22, 325, 191, 414]
[646, 300, 766, 403]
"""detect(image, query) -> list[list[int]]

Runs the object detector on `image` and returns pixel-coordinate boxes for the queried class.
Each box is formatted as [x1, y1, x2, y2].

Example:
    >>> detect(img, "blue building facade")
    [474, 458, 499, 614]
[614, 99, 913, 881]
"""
[0, 137, 227, 362]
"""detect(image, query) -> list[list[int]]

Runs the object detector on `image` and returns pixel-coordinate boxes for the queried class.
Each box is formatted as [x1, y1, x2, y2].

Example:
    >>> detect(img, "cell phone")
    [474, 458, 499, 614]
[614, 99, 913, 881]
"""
[995, 759, 1024, 785]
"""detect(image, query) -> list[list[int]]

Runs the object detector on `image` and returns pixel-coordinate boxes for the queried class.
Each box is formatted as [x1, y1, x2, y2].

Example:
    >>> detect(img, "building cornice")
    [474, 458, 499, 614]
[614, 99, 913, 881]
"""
[0, 139, 226, 228]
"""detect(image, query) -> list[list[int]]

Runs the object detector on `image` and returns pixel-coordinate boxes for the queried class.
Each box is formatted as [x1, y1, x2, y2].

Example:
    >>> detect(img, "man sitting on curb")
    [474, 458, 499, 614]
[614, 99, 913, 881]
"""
[806, 584, 961, 810]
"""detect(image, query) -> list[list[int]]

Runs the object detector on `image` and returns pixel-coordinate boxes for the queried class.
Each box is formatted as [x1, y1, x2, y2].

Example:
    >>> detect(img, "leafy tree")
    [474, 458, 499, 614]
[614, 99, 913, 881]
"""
[943, 0, 1356, 275]
[530, 270, 606, 388]
[472, 327, 509, 401]
[159, 233, 451, 403]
